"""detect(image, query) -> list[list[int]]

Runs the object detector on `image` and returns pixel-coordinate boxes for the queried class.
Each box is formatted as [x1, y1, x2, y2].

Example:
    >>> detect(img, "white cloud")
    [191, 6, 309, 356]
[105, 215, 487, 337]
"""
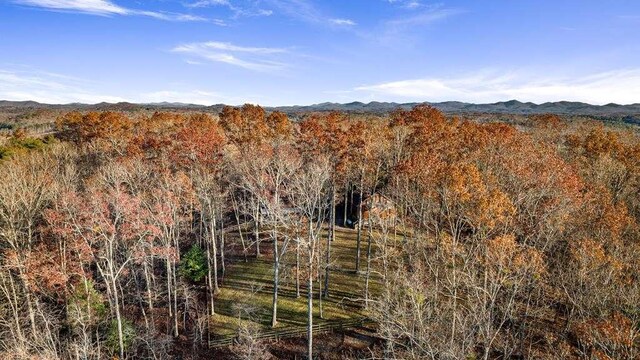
[138, 90, 270, 106]
[15, 0, 128, 15]
[265, 0, 319, 22]
[185, 0, 273, 18]
[265, 0, 355, 29]
[14, 0, 207, 21]
[0, 68, 126, 104]
[329, 18, 356, 26]
[384, 6, 461, 30]
[139, 89, 270, 105]
[171, 41, 289, 72]
[136, 11, 207, 22]
[185, 42, 286, 54]
[256, 9, 273, 16]
[366, 4, 463, 45]
[0, 68, 263, 105]
[354, 69, 640, 105]
[387, 0, 423, 10]
[187, 0, 230, 8]
[139, 90, 226, 105]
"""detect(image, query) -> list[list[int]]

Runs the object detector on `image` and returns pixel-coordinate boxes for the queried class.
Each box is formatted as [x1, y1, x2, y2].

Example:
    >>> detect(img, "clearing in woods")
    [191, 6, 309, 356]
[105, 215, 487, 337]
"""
[209, 225, 384, 344]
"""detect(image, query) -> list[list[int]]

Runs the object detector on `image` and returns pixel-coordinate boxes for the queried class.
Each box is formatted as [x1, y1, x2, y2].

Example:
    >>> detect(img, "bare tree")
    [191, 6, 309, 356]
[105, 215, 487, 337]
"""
[289, 156, 331, 359]
[232, 143, 300, 327]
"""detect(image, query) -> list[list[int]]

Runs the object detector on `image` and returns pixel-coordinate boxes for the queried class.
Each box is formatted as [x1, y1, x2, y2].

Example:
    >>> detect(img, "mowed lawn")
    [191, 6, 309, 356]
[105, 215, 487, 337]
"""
[209, 225, 383, 337]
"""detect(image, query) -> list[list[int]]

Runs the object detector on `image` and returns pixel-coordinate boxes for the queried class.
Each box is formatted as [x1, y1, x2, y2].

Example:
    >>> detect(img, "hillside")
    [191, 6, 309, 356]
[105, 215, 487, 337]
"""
[2, 99, 640, 116]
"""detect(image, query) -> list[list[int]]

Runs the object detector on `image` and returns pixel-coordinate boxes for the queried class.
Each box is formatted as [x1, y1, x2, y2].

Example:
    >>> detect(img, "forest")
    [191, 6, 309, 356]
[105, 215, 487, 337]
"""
[0, 104, 639, 359]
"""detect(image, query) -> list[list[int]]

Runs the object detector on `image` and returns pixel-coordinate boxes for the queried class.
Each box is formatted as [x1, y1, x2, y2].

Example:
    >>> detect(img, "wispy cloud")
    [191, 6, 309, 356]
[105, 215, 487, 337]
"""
[354, 69, 640, 105]
[329, 18, 356, 26]
[386, 0, 424, 10]
[618, 15, 640, 20]
[189, 0, 356, 29]
[14, 0, 209, 22]
[14, 0, 128, 15]
[355, 3, 463, 45]
[265, 0, 356, 28]
[140, 90, 228, 105]
[265, 0, 320, 23]
[185, 0, 273, 18]
[171, 41, 289, 72]
[187, 0, 230, 7]
[382, 4, 462, 36]
[0, 68, 126, 104]
[0, 67, 262, 105]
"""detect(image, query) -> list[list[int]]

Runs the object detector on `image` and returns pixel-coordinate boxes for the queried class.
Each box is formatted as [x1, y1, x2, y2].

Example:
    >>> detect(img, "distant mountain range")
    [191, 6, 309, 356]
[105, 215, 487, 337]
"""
[1, 99, 640, 116]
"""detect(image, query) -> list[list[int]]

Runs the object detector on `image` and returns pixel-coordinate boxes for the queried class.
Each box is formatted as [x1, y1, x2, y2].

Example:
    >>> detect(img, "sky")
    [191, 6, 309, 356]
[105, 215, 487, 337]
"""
[0, 0, 639, 106]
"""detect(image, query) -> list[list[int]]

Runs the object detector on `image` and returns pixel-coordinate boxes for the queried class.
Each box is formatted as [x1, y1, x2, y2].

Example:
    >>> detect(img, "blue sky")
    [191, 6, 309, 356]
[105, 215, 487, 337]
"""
[1, 0, 639, 105]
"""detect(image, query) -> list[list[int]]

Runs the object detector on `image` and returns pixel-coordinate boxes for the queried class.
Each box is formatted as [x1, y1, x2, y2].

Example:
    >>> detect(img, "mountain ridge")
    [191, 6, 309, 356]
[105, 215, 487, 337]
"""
[1, 99, 640, 116]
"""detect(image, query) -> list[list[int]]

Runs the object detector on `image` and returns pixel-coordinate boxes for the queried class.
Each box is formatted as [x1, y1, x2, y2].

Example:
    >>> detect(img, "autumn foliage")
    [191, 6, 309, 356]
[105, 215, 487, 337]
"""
[0, 106, 639, 359]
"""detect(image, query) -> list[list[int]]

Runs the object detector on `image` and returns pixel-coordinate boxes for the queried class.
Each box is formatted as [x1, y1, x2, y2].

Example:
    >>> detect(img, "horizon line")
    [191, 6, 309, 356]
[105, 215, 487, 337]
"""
[2, 98, 640, 108]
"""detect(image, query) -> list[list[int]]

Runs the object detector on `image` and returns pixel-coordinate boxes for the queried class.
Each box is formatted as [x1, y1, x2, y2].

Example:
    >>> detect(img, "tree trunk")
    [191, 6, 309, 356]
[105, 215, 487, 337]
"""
[296, 238, 301, 298]
[255, 205, 261, 257]
[5, 271, 26, 346]
[318, 272, 323, 319]
[173, 259, 179, 337]
[355, 169, 364, 273]
[211, 215, 219, 293]
[343, 182, 349, 226]
[307, 258, 313, 360]
[19, 266, 38, 338]
[271, 229, 279, 328]
[324, 184, 335, 298]
[232, 194, 248, 262]
[133, 268, 149, 331]
[166, 256, 172, 318]
[206, 241, 215, 316]
[111, 275, 125, 359]
[220, 212, 226, 276]
[144, 259, 153, 312]
[364, 210, 373, 309]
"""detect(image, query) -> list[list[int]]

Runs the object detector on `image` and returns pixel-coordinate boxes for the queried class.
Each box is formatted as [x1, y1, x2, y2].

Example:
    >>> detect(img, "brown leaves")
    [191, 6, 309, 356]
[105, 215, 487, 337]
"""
[219, 104, 269, 145]
[530, 113, 565, 130]
[574, 312, 637, 359]
[24, 243, 69, 297]
[583, 126, 624, 159]
[266, 111, 292, 140]
[486, 234, 546, 277]
[569, 237, 630, 287]
[172, 115, 226, 169]
[46, 180, 156, 268]
[299, 112, 348, 160]
[56, 111, 132, 147]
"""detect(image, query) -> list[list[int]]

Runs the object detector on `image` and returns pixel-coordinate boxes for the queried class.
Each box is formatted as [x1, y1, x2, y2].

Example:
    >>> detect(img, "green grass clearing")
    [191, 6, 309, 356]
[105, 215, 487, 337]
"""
[209, 225, 385, 339]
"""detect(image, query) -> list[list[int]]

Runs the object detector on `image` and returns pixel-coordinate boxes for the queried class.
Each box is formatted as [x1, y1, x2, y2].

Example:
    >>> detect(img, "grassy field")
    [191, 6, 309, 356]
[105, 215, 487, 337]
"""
[209, 225, 382, 339]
